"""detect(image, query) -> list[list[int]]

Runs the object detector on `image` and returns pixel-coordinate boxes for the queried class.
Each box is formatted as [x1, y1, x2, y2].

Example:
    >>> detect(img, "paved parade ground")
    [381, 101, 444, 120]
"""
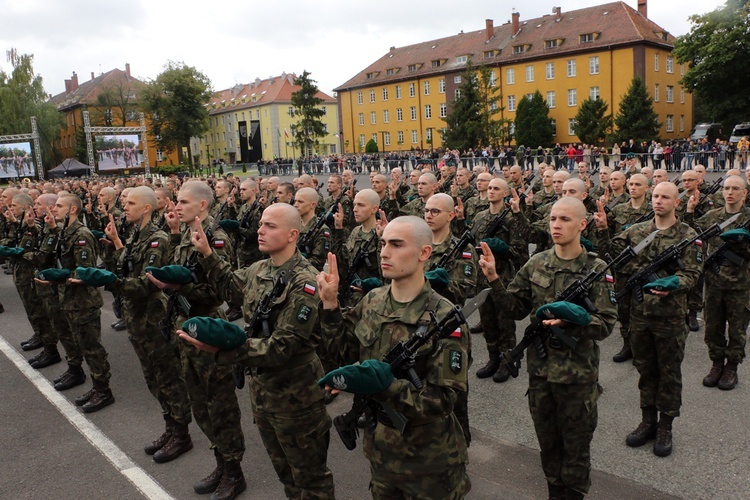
[0, 168, 747, 499]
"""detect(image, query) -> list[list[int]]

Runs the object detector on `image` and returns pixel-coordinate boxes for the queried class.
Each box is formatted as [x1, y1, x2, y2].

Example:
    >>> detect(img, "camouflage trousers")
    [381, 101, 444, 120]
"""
[703, 286, 750, 364]
[177, 342, 245, 461]
[688, 274, 704, 313]
[479, 294, 516, 353]
[126, 311, 192, 426]
[528, 376, 598, 496]
[16, 283, 52, 342]
[63, 307, 111, 384]
[614, 273, 632, 340]
[253, 402, 334, 499]
[630, 314, 687, 417]
[39, 288, 78, 359]
[369, 462, 470, 500]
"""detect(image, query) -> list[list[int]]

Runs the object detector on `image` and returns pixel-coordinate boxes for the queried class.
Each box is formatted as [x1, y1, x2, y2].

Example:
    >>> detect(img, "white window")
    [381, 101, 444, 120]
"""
[567, 59, 576, 77]
[412, 130, 418, 143]
[508, 95, 516, 112]
[455, 89, 461, 99]
[359, 134, 366, 147]
[396, 108, 403, 122]
[568, 118, 576, 136]
[489, 72, 497, 87]
[490, 101, 497, 110]
[398, 131, 404, 143]
[680, 64, 685, 76]
[507, 68, 515, 85]
[424, 104, 432, 119]
[383, 109, 390, 123]
[526, 65, 534, 82]
[423, 81, 430, 95]
[454, 76, 462, 84]
[456, 55, 468, 64]
[439, 78, 446, 93]
[287, 106, 294, 116]
[550, 119, 557, 136]
[666, 85, 674, 103]
[667, 55, 674, 74]
[546, 63, 555, 80]
[384, 132, 391, 146]
[545, 39, 559, 49]
[666, 115, 674, 132]
[589, 56, 600, 75]
[156, 150, 164, 161]
[426, 129, 433, 141]
[526, 93, 534, 101]
[322, 106, 327, 115]
[590, 86, 600, 100]
[654, 84, 660, 102]
[439, 103, 447, 118]
[395, 85, 402, 99]
[370, 90, 375, 103]
[547, 91, 556, 108]
[382, 88, 388, 101]
[655, 53, 660, 71]
[370, 111, 376, 124]
[410, 106, 417, 120]
[358, 113, 364, 126]
[409, 83, 416, 97]
[372, 133, 378, 143]
[680, 87, 685, 104]
[580, 33, 594, 43]
[568, 89, 577, 107]
[680, 115, 685, 132]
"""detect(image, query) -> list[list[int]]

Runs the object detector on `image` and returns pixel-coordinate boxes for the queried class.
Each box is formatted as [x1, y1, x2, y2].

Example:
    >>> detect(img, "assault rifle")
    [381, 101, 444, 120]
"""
[233, 270, 290, 389]
[334, 287, 491, 451]
[617, 213, 741, 303]
[703, 215, 750, 275]
[298, 179, 356, 255]
[238, 199, 258, 245]
[54, 212, 71, 269]
[113, 216, 143, 320]
[340, 229, 378, 306]
[500, 232, 659, 378]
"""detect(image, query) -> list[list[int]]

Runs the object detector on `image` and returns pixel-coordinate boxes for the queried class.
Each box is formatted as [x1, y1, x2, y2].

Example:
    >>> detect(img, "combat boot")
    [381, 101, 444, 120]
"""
[54, 365, 86, 391]
[145, 416, 174, 455]
[547, 483, 566, 500]
[626, 406, 657, 447]
[612, 340, 633, 363]
[492, 363, 511, 383]
[21, 335, 43, 351]
[702, 359, 724, 387]
[194, 449, 224, 494]
[153, 421, 193, 463]
[653, 414, 674, 457]
[29, 347, 62, 369]
[0, 302, 4, 313]
[718, 361, 738, 391]
[111, 319, 127, 331]
[81, 381, 115, 413]
[686, 310, 700, 332]
[566, 488, 585, 500]
[210, 459, 246, 500]
[476, 351, 500, 379]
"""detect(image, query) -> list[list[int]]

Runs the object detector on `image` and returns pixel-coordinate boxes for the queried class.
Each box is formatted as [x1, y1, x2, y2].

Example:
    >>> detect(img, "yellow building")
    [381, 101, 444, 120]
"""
[49, 64, 180, 170]
[191, 73, 339, 166]
[335, 1, 692, 153]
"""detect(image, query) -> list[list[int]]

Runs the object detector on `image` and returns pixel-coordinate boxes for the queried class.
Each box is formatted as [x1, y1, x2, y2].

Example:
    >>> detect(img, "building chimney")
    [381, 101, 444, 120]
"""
[70, 72, 79, 92]
[512, 12, 520, 35]
[485, 19, 494, 41]
[554, 7, 562, 20]
[638, 0, 647, 18]
[91, 71, 95, 80]
[125, 63, 131, 77]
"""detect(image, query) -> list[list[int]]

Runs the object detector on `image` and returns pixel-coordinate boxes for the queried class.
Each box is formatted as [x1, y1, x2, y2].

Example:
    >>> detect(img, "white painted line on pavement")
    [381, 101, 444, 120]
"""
[0, 336, 174, 500]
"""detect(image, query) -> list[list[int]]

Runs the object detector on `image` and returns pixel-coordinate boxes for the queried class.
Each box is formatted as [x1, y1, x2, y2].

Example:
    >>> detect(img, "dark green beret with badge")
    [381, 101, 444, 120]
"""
[76, 267, 117, 287]
[536, 301, 592, 326]
[580, 236, 595, 252]
[318, 359, 394, 394]
[353, 277, 383, 293]
[424, 268, 450, 287]
[145, 265, 194, 284]
[643, 275, 680, 293]
[482, 237, 509, 256]
[37, 268, 71, 282]
[720, 228, 750, 244]
[219, 219, 240, 231]
[0, 246, 25, 257]
[181, 317, 247, 349]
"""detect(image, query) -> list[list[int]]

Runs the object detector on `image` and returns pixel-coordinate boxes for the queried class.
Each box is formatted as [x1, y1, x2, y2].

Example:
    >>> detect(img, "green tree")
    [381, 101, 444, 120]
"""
[572, 98, 613, 145]
[140, 61, 212, 168]
[443, 62, 481, 151]
[0, 48, 64, 171]
[673, 0, 750, 130]
[93, 80, 139, 127]
[365, 138, 379, 153]
[612, 76, 661, 144]
[290, 70, 326, 157]
[514, 90, 554, 148]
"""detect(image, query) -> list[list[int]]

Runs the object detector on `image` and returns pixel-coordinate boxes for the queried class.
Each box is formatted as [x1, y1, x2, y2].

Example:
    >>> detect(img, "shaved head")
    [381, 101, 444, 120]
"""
[429, 193, 455, 211]
[264, 202, 302, 232]
[181, 180, 215, 206]
[388, 216, 433, 248]
[653, 181, 679, 198]
[295, 187, 318, 204]
[354, 188, 380, 207]
[129, 186, 157, 210]
[552, 197, 587, 220]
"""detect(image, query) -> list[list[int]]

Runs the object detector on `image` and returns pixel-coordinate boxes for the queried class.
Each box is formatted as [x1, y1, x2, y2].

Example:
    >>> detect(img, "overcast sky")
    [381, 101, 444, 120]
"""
[2, 0, 726, 99]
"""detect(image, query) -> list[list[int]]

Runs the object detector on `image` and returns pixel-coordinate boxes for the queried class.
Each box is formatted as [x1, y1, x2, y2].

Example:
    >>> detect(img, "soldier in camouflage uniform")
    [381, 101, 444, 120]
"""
[484, 197, 617, 499]
[148, 181, 245, 497]
[321, 175, 354, 229]
[451, 167, 478, 203]
[210, 179, 238, 221]
[462, 172, 492, 229]
[596, 182, 702, 457]
[294, 187, 331, 271]
[181, 203, 334, 499]
[44, 194, 114, 412]
[235, 179, 263, 268]
[390, 172, 438, 217]
[530, 168, 558, 212]
[103, 186, 193, 463]
[317, 216, 471, 498]
[684, 175, 750, 390]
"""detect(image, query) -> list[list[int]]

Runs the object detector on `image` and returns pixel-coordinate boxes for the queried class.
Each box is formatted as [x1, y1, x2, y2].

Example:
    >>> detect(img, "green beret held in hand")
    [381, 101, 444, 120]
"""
[536, 301, 592, 326]
[145, 265, 194, 284]
[482, 237, 509, 256]
[181, 317, 247, 349]
[37, 268, 71, 283]
[643, 275, 680, 293]
[75, 267, 117, 287]
[318, 359, 394, 394]
[353, 277, 383, 293]
[720, 228, 750, 244]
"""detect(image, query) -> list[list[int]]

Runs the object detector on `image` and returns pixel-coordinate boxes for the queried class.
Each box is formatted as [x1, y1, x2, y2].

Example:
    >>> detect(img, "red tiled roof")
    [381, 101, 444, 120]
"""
[48, 68, 145, 110]
[335, 1, 675, 91]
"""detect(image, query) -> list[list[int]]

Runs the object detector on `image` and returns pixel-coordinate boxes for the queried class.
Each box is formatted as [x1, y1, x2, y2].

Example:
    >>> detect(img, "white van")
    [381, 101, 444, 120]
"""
[729, 123, 750, 144]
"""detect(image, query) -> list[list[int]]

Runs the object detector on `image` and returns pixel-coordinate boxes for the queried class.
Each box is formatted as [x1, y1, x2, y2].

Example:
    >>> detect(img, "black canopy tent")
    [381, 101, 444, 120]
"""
[47, 158, 92, 178]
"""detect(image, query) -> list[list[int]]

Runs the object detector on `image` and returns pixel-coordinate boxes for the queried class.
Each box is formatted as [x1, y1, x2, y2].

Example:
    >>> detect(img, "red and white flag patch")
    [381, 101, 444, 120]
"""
[303, 283, 317, 295]
[605, 274, 614, 283]
[151, 241, 159, 248]
[449, 328, 462, 338]
[462, 251, 472, 259]
[695, 240, 702, 247]
[214, 240, 225, 248]
[78, 240, 86, 246]
[324, 230, 330, 237]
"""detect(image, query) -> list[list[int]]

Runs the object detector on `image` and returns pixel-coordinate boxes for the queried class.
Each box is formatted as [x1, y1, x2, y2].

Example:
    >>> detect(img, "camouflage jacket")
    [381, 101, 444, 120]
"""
[456, 185, 478, 202]
[463, 195, 490, 227]
[686, 206, 750, 290]
[597, 220, 702, 319]
[475, 207, 529, 284]
[209, 199, 238, 221]
[50, 218, 103, 311]
[397, 196, 427, 218]
[605, 200, 652, 235]
[204, 250, 325, 412]
[676, 191, 715, 219]
[235, 200, 263, 264]
[320, 281, 469, 474]
[299, 216, 331, 272]
[168, 216, 233, 318]
[427, 236, 478, 305]
[322, 193, 354, 229]
[490, 249, 617, 383]
[333, 225, 381, 287]
[10, 221, 41, 285]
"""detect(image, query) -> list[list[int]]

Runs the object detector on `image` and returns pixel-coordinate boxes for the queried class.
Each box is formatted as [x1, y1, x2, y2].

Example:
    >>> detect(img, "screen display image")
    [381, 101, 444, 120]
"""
[95, 134, 144, 170]
[0, 142, 35, 178]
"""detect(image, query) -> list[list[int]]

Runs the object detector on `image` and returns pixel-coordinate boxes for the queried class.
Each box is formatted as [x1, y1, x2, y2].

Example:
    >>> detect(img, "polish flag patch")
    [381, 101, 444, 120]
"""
[303, 283, 317, 295]
[151, 241, 159, 248]
[324, 230, 330, 237]
[605, 274, 614, 283]
[462, 252, 472, 259]
[78, 240, 87, 246]
[695, 240, 702, 247]
[449, 328, 462, 338]
[214, 240, 225, 248]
